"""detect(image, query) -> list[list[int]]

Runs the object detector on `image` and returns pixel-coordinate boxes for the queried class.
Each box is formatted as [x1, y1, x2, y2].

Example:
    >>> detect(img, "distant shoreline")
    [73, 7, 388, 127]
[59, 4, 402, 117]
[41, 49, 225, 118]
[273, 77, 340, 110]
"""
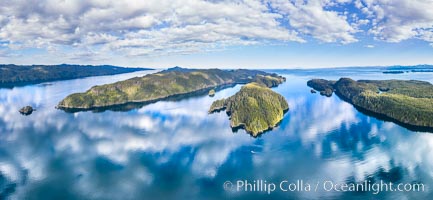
[0, 64, 153, 88]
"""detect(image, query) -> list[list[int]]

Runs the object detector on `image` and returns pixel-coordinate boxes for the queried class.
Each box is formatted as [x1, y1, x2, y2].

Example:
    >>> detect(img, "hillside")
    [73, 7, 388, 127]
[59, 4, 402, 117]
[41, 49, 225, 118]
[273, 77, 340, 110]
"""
[0, 64, 150, 86]
[308, 78, 433, 130]
[58, 68, 285, 110]
[209, 82, 288, 137]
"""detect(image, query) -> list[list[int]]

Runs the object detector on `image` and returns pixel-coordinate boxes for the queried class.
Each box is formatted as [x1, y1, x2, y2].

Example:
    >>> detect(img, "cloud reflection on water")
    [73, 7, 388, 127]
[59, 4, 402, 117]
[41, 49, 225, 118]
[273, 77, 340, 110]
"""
[0, 71, 432, 199]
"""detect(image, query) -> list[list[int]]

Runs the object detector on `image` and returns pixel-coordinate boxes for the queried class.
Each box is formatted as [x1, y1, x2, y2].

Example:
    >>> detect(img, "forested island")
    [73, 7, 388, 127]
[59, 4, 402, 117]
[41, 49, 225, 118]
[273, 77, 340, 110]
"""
[308, 78, 433, 131]
[0, 64, 151, 86]
[58, 67, 289, 135]
[58, 67, 285, 109]
[209, 81, 288, 137]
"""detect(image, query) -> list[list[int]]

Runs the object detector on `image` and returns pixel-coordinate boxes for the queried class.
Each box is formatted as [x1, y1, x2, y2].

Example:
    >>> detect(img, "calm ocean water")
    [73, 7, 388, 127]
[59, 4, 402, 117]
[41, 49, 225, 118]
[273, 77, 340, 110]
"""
[0, 68, 432, 199]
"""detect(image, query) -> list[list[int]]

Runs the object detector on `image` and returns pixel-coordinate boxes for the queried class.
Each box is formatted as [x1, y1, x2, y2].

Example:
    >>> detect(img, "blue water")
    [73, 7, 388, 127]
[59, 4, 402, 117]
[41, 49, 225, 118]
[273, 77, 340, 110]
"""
[0, 68, 432, 199]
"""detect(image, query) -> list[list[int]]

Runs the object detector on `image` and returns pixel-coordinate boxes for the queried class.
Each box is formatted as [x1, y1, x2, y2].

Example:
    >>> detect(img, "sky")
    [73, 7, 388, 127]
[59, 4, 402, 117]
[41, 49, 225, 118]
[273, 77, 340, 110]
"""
[0, 0, 433, 69]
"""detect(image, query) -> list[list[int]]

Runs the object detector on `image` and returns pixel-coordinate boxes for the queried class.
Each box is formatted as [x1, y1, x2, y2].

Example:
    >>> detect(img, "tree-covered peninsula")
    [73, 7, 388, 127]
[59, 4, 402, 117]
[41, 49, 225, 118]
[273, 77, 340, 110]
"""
[308, 78, 433, 130]
[58, 67, 286, 110]
[209, 81, 288, 137]
[0, 64, 150, 86]
[307, 79, 335, 97]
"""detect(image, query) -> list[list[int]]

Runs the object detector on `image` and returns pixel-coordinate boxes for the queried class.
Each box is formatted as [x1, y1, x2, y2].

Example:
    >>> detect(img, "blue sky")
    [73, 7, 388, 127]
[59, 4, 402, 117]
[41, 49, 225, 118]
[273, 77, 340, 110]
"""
[0, 0, 432, 69]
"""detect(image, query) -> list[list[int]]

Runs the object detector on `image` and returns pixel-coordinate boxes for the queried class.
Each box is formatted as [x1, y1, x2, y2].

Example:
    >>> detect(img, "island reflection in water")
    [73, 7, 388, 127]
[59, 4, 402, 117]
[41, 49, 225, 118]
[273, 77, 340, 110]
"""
[0, 69, 432, 199]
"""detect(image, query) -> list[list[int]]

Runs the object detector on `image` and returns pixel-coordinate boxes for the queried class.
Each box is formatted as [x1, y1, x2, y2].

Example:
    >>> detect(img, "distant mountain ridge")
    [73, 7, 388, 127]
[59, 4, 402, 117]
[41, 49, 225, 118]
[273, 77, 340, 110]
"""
[385, 64, 433, 69]
[164, 66, 194, 72]
[384, 64, 433, 73]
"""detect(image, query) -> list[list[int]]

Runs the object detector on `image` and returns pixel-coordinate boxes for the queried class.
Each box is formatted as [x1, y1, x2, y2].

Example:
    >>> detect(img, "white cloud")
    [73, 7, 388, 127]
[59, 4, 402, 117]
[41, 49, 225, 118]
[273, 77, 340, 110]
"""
[360, 0, 433, 42]
[0, 0, 304, 58]
[269, 0, 358, 44]
[364, 44, 375, 48]
[0, 0, 432, 60]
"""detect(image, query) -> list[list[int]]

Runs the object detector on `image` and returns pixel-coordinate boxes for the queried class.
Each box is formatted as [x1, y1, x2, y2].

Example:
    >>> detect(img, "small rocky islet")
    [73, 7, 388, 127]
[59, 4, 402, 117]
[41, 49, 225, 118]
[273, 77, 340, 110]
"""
[307, 79, 335, 97]
[19, 106, 34, 115]
[307, 78, 433, 130]
[208, 89, 215, 97]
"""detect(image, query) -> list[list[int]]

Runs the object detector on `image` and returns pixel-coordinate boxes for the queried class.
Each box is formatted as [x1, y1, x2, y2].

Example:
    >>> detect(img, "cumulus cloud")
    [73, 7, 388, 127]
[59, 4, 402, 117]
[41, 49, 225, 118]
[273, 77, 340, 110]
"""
[269, 0, 358, 44]
[0, 0, 302, 58]
[0, 0, 432, 60]
[359, 0, 433, 42]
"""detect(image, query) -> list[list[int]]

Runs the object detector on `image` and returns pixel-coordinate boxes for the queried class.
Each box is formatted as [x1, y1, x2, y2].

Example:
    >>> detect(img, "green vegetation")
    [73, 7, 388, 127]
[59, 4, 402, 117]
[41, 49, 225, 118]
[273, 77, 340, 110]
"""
[358, 80, 433, 98]
[307, 79, 335, 97]
[253, 74, 286, 87]
[209, 98, 226, 112]
[307, 78, 433, 129]
[209, 82, 289, 137]
[0, 64, 150, 86]
[58, 67, 286, 109]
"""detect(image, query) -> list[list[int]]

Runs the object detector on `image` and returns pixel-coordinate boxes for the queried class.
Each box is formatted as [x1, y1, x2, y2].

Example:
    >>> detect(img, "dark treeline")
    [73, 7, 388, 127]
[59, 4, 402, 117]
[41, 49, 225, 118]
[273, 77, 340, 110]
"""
[0, 64, 151, 85]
